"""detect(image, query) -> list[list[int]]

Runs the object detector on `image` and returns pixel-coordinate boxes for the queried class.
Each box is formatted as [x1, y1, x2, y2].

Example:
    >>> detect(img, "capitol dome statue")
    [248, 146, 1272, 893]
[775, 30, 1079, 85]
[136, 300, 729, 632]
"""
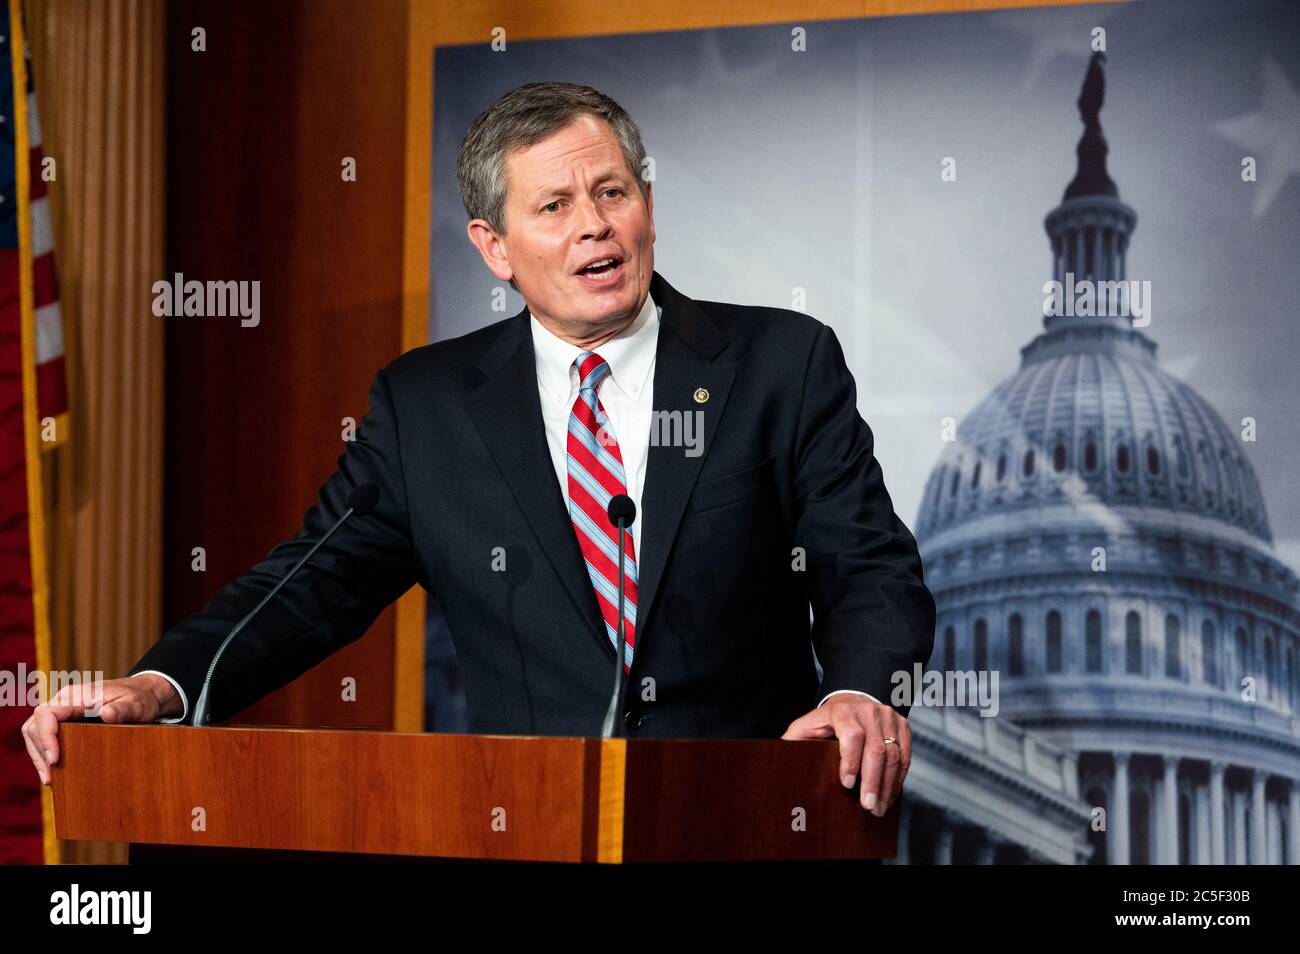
[910, 52, 1300, 865]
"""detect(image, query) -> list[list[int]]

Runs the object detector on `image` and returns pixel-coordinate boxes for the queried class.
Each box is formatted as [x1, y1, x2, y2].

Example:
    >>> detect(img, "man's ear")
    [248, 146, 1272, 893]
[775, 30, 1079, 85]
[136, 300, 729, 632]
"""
[466, 219, 514, 285]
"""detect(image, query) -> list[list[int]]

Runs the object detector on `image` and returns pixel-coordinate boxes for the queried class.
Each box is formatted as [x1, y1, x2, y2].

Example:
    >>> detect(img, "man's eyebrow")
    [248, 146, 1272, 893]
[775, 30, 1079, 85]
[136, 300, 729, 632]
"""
[531, 170, 627, 201]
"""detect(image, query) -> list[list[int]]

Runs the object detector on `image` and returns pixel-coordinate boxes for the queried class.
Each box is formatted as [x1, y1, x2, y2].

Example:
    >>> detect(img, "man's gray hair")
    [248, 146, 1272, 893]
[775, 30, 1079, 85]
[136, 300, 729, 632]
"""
[456, 81, 649, 238]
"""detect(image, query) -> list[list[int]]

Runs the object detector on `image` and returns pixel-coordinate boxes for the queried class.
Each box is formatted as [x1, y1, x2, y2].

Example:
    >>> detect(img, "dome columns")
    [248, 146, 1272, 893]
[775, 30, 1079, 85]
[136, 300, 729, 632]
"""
[1047, 199, 1135, 287]
[1161, 755, 1180, 864]
[1210, 761, 1227, 864]
[1110, 752, 1131, 864]
[1250, 770, 1268, 865]
[1043, 196, 1139, 334]
[1102, 754, 1297, 863]
[1290, 783, 1300, 867]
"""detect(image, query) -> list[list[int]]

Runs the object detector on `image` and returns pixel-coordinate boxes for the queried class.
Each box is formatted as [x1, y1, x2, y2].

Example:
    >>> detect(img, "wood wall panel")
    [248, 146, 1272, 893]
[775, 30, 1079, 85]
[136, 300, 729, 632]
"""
[164, 0, 408, 729]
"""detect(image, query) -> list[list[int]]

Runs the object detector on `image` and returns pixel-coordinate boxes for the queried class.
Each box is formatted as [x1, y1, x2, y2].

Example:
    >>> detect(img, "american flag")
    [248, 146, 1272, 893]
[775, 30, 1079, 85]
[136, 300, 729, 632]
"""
[0, 0, 65, 865]
[12, 21, 65, 438]
[0, 3, 65, 443]
[27, 91, 66, 438]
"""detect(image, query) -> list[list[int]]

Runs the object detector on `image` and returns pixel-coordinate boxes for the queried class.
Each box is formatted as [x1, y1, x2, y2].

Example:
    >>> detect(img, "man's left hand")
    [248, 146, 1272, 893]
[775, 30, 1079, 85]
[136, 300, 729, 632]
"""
[782, 695, 910, 816]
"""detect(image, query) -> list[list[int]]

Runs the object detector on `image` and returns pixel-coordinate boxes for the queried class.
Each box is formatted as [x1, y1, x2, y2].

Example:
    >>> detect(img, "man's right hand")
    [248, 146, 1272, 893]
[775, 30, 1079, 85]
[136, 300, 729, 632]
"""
[21, 674, 182, 786]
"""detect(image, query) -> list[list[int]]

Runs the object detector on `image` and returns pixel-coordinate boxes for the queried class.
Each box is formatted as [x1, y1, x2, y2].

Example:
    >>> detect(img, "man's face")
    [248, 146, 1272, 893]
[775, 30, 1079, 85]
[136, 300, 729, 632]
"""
[467, 114, 655, 340]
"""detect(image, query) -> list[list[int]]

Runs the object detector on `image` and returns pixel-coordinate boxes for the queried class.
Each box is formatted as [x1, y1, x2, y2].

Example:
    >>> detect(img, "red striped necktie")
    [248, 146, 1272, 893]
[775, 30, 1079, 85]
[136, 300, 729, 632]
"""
[566, 351, 637, 672]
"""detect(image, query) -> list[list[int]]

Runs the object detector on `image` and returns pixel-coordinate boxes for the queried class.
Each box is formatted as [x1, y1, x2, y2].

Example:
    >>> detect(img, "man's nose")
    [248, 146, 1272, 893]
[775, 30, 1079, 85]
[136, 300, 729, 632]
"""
[575, 194, 613, 239]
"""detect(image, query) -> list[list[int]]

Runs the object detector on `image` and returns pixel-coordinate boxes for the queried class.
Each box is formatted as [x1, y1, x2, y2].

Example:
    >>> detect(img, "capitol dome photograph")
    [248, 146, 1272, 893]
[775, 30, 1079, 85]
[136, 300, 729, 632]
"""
[902, 49, 1300, 865]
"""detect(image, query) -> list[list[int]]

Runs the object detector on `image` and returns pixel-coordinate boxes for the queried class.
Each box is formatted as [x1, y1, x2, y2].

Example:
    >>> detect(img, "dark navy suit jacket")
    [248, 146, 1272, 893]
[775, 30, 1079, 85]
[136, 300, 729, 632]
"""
[131, 270, 936, 737]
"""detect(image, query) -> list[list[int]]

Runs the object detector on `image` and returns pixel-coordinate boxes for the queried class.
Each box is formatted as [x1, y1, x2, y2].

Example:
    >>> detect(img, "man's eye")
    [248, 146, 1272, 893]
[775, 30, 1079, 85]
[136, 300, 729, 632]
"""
[542, 201, 562, 213]
[603, 188, 623, 198]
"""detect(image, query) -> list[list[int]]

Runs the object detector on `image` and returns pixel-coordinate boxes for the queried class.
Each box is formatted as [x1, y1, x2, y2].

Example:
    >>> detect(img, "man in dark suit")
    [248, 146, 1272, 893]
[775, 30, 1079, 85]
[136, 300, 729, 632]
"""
[24, 81, 934, 820]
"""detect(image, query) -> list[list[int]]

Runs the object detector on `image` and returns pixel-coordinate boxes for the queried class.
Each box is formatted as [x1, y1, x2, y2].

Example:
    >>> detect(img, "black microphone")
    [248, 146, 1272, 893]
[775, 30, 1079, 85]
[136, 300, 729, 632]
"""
[189, 481, 381, 727]
[600, 494, 637, 738]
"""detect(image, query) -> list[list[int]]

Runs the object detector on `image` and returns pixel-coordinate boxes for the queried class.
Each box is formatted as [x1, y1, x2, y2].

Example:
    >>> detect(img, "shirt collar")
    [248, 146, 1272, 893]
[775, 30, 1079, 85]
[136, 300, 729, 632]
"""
[529, 291, 659, 405]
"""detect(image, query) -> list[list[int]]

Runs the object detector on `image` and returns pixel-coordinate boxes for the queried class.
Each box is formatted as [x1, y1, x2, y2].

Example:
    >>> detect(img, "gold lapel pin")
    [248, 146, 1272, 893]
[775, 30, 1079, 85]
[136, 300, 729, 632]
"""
[693, 387, 710, 404]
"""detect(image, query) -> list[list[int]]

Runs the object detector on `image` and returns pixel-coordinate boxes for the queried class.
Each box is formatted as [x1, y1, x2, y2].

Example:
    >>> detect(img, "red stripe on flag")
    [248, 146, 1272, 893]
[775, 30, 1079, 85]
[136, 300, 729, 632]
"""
[37, 354, 68, 419]
[32, 252, 58, 309]
[29, 147, 48, 201]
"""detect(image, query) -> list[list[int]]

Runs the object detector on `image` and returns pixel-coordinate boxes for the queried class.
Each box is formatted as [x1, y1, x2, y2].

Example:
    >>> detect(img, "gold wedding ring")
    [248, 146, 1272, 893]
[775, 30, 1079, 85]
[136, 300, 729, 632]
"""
[883, 737, 897, 745]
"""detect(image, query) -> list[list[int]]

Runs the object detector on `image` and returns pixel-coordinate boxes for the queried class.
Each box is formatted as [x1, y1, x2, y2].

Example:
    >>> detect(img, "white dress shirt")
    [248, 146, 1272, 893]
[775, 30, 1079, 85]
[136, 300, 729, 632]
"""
[530, 291, 659, 561]
[139, 291, 878, 724]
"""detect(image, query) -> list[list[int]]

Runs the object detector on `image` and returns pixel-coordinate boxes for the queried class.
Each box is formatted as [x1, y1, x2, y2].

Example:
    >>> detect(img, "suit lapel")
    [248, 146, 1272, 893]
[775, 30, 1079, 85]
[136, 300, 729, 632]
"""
[463, 271, 735, 665]
[466, 309, 609, 656]
[634, 272, 734, 654]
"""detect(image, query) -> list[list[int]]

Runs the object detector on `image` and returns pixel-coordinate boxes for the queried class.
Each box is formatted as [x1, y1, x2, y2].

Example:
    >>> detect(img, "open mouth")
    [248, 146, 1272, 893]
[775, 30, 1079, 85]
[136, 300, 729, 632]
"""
[575, 256, 624, 282]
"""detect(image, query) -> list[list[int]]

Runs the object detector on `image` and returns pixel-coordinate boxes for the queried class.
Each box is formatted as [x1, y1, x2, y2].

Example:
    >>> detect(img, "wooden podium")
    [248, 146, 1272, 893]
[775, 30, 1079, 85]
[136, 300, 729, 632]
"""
[51, 722, 897, 863]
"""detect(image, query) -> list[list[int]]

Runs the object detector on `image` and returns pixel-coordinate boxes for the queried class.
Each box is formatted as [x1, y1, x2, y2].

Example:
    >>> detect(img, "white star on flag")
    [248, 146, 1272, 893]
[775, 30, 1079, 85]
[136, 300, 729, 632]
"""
[1210, 56, 1300, 219]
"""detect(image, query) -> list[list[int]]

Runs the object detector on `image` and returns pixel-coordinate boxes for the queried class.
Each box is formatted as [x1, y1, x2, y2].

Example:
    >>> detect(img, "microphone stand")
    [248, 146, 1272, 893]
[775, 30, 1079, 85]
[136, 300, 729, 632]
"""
[600, 516, 630, 739]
